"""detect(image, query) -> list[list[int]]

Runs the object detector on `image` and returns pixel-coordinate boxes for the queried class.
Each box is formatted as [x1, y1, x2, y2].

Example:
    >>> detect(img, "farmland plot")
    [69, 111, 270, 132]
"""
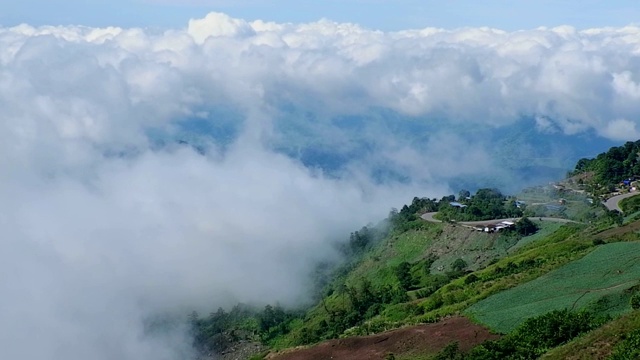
[466, 242, 640, 333]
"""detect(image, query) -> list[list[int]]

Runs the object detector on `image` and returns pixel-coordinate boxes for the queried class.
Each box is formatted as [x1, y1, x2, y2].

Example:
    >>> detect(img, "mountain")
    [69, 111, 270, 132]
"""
[189, 139, 640, 360]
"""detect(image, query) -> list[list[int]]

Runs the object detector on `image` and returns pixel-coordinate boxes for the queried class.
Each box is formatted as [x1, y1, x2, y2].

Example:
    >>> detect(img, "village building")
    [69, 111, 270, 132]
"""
[474, 220, 516, 233]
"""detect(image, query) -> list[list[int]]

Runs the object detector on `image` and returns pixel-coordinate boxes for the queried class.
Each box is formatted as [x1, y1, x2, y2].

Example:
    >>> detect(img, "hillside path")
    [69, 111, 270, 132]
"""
[420, 212, 577, 225]
[604, 191, 640, 212]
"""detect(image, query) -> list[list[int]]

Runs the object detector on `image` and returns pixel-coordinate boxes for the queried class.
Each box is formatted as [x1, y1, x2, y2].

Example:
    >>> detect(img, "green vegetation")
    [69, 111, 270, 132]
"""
[542, 310, 640, 359]
[514, 216, 538, 236]
[190, 209, 596, 356]
[436, 188, 522, 222]
[190, 140, 640, 359]
[466, 242, 640, 333]
[610, 328, 640, 360]
[507, 221, 564, 253]
[620, 194, 640, 213]
[434, 309, 608, 359]
[572, 140, 640, 193]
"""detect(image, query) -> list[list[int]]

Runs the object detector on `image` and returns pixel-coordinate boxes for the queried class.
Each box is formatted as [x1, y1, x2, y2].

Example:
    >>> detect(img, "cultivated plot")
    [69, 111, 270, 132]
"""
[466, 242, 640, 333]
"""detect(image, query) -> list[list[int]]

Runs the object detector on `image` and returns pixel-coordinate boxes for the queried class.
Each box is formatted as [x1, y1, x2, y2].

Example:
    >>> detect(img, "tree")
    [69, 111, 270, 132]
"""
[515, 217, 538, 236]
[631, 294, 640, 310]
[451, 258, 467, 272]
[259, 304, 287, 333]
[433, 342, 463, 360]
[607, 210, 624, 226]
[458, 189, 471, 201]
[395, 261, 414, 290]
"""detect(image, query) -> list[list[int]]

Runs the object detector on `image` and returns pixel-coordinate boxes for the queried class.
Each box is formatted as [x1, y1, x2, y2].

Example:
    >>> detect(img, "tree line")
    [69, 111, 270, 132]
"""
[572, 140, 640, 190]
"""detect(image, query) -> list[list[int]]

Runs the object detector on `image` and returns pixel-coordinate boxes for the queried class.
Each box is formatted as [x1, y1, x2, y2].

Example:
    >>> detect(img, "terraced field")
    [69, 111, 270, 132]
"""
[466, 242, 640, 333]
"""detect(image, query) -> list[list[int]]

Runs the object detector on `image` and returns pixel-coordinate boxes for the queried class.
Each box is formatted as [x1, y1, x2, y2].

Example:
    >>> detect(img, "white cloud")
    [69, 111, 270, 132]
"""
[1, 12, 640, 359]
[602, 118, 640, 141]
[188, 12, 255, 44]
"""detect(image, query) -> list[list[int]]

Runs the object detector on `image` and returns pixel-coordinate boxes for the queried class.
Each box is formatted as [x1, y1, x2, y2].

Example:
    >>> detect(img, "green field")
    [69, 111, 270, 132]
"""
[466, 242, 640, 333]
[507, 220, 565, 253]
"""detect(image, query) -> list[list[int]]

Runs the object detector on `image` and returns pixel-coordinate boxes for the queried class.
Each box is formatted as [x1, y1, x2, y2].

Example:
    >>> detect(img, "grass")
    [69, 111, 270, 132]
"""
[623, 210, 640, 224]
[594, 219, 640, 241]
[345, 224, 443, 288]
[620, 194, 640, 213]
[418, 222, 566, 276]
[248, 350, 270, 360]
[508, 220, 565, 253]
[276, 220, 626, 347]
[541, 310, 640, 360]
[466, 242, 640, 333]
[324, 222, 594, 338]
[416, 234, 591, 315]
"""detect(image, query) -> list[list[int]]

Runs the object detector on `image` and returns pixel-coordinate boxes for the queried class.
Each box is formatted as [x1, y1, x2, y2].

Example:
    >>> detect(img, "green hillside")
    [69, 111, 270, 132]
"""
[542, 310, 640, 360]
[191, 140, 640, 360]
[467, 242, 640, 333]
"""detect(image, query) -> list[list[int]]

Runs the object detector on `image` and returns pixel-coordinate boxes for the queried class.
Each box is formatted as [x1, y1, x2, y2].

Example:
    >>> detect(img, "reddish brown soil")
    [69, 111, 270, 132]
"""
[268, 317, 499, 360]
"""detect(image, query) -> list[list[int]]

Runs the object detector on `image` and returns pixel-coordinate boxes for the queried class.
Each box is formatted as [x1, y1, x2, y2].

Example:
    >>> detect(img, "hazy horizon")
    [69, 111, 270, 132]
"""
[1, 9, 639, 359]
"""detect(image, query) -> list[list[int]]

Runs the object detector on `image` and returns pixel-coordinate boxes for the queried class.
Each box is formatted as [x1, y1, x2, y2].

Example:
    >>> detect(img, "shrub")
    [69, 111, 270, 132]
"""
[464, 273, 479, 284]
[433, 342, 464, 360]
[631, 294, 640, 310]
[467, 309, 608, 359]
[423, 294, 444, 312]
[610, 329, 640, 360]
[451, 258, 468, 272]
[515, 216, 539, 236]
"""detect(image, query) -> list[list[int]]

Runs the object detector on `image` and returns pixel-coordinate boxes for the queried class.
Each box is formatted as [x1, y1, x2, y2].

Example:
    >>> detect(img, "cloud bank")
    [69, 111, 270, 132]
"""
[2, 12, 640, 359]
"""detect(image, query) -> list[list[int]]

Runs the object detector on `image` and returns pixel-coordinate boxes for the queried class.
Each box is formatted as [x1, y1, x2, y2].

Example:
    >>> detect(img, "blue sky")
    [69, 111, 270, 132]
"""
[2, 0, 640, 30]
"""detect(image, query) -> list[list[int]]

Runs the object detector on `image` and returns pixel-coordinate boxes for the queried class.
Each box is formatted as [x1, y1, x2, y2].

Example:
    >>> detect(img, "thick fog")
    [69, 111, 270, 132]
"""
[2, 12, 640, 359]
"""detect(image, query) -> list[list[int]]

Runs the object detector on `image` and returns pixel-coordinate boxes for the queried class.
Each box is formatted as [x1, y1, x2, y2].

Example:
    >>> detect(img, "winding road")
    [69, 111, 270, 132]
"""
[421, 191, 640, 226]
[603, 191, 640, 212]
[420, 212, 576, 225]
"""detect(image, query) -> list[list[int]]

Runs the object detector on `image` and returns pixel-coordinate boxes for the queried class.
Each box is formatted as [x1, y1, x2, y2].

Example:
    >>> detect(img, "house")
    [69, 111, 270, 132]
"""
[483, 221, 515, 233]
[484, 224, 497, 233]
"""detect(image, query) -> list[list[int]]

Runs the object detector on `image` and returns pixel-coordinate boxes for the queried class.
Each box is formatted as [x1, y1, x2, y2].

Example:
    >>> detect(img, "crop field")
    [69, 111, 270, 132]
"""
[466, 242, 640, 333]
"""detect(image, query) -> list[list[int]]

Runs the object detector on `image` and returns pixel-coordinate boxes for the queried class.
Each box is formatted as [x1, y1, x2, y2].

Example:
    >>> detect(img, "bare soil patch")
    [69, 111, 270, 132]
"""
[268, 317, 498, 360]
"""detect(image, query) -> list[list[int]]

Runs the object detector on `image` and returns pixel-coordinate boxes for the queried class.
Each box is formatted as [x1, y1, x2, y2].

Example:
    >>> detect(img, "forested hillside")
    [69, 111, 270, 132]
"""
[572, 140, 640, 192]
